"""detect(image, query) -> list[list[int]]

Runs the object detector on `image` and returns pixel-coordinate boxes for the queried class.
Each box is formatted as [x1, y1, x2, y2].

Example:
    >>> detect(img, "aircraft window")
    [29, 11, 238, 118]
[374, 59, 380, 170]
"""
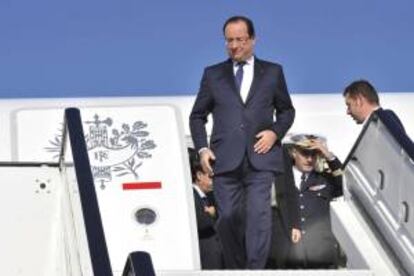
[135, 208, 157, 225]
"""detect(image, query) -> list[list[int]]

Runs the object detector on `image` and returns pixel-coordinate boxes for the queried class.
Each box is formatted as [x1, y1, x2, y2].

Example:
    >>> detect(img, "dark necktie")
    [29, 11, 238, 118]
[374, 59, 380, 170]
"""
[300, 173, 307, 190]
[201, 196, 210, 208]
[235, 62, 246, 91]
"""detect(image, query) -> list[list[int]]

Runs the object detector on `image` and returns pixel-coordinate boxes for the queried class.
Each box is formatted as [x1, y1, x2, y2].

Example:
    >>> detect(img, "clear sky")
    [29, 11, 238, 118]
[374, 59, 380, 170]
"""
[1, 0, 413, 98]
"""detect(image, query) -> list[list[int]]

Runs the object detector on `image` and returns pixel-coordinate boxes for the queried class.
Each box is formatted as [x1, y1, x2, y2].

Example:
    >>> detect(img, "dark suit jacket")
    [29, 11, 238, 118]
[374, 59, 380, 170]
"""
[190, 57, 295, 174]
[267, 148, 301, 268]
[276, 146, 343, 268]
[193, 190, 217, 239]
[193, 189, 223, 269]
[274, 147, 301, 230]
[374, 108, 414, 152]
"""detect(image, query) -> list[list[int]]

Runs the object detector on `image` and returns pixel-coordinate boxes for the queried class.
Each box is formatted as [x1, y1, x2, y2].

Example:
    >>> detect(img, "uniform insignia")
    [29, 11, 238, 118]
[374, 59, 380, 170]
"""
[309, 184, 326, 191]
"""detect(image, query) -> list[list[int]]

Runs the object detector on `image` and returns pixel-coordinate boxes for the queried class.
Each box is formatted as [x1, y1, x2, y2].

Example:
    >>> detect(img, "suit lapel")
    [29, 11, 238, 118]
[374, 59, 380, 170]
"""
[245, 57, 265, 105]
[220, 60, 244, 104]
[193, 188, 203, 208]
[220, 57, 265, 106]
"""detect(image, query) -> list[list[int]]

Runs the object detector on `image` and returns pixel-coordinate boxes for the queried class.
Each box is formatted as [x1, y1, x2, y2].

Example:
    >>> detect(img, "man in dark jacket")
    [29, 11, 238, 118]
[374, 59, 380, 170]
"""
[189, 15, 295, 269]
[343, 79, 405, 130]
[189, 148, 224, 269]
[343, 79, 414, 153]
[276, 134, 343, 268]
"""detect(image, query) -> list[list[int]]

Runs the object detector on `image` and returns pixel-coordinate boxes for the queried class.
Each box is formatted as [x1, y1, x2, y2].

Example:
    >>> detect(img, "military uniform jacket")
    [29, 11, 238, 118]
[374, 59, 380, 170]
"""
[277, 147, 343, 268]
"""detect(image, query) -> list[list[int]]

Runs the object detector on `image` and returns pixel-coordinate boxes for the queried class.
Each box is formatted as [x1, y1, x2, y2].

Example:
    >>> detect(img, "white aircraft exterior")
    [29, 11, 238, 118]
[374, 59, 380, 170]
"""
[1, 93, 413, 161]
[0, 93, 413, 275]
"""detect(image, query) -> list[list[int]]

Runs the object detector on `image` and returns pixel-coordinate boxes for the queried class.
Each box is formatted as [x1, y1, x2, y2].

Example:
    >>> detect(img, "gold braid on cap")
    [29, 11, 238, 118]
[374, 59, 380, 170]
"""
[295, 140, 313, 149]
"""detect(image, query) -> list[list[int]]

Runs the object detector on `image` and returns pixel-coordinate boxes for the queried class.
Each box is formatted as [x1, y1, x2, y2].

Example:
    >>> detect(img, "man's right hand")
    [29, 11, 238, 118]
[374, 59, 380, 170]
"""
[204, 206, 216, 218]
[291, 228, 301, 243]
[199, 148, 216, 176]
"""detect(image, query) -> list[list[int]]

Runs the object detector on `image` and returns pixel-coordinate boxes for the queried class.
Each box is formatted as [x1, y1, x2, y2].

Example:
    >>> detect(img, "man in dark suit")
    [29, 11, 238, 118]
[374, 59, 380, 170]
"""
[189, 15, 295, 269]
[277, 134, 343, 268]
[343, 79, 414, 153]
[343, 79, 405, 130]
[267, 153, 302, 268]
[189, 148, 224, 269]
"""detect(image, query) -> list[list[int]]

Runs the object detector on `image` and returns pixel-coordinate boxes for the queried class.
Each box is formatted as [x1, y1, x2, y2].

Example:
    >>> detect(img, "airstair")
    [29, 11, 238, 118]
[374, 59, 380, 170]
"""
[331, 110, 414, 276]
[1, 105, 413, 275]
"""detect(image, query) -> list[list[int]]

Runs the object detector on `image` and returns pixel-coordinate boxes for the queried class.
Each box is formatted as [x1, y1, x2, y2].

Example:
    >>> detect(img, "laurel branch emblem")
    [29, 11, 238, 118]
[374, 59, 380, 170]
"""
[45, 114, 156, 188]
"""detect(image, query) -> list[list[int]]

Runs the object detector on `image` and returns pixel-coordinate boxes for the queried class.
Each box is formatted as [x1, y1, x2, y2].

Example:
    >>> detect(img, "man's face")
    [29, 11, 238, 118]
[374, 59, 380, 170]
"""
[293, 148, 316, 173]
[224, 20, 255, 62]
[197, 171, 213, 193]
[344, 94, 365, 124]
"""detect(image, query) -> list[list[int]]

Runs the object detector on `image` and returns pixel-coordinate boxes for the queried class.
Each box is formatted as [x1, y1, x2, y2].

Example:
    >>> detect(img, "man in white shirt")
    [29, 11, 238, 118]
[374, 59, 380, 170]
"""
[189, 148, 223, 269]
[277, 134, 343, 268]
[343, 79, 407, 130]
[189, 15, 295, 269]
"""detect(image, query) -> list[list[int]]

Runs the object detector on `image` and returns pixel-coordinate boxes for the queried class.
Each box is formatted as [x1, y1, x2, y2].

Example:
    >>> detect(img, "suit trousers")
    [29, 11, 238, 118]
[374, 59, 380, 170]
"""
[213, 157, 274, 269]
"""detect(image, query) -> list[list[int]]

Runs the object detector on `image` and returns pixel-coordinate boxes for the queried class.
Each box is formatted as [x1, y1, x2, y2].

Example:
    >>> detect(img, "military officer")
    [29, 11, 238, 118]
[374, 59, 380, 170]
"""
[276, 134, 343, 268]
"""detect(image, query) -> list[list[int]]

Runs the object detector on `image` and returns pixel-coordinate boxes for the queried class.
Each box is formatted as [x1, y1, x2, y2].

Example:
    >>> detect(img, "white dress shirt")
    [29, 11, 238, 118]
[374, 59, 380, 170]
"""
[362, 106, 381, 126]
[193, 184, 207, 198]
[233, 56, 254, 103]
[293, 167, 308, 190]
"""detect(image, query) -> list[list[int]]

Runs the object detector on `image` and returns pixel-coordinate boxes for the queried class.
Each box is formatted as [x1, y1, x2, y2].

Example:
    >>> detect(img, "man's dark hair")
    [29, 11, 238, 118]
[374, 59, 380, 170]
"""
[343, 80, 380, 105]
[188, 147, 202, 183]
[223, 15, 255, 38]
